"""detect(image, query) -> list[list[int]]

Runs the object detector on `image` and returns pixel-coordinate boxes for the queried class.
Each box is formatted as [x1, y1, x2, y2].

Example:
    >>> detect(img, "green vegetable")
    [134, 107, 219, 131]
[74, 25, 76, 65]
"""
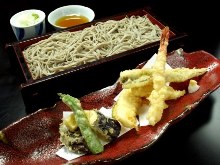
[32, 13, 39, 20]
[63, 110, 121, 141]
[58, 93, 104, 154]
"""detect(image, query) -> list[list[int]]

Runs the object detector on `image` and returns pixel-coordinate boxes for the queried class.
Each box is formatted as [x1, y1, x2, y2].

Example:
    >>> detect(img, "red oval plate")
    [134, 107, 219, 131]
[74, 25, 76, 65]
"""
[1, 50, 220, 165]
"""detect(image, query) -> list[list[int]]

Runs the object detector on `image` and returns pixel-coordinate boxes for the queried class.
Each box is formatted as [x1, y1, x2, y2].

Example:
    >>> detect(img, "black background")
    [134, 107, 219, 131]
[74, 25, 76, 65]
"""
[0, 1, 220, 164]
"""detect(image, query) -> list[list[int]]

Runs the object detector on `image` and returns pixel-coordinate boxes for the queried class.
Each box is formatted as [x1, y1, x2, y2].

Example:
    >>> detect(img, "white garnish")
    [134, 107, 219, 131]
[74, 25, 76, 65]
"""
[188, 79, 200, 93]
[17, 13, 39, 27]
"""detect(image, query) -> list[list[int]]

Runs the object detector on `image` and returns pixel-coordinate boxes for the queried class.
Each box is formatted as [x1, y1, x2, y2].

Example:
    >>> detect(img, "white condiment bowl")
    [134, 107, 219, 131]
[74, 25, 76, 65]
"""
[10, 9, 46, 41]
[48, 5, 95, 30]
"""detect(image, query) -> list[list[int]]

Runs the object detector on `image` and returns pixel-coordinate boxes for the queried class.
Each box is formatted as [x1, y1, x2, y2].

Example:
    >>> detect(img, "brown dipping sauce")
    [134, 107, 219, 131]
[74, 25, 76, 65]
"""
[55, 15, 89, 28]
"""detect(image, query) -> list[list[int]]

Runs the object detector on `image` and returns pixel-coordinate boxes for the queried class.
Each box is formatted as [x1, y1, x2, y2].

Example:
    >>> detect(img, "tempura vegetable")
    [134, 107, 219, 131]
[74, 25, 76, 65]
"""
[63, 113, 78, 132]
[86, 110, 121, 141]
[63, 109, 121, 141]
[59, 125, 89, 154]
[120, 68, 207, 89]
[58, 93, 104, 154]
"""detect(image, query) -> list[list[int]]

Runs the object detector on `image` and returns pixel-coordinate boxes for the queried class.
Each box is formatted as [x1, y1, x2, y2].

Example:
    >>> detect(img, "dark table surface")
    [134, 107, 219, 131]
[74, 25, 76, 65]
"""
[0, 1, 220, 164]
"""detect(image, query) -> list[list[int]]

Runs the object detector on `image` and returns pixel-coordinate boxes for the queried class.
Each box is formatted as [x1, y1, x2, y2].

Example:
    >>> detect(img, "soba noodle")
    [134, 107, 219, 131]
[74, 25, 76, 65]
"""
[23, 15, 162, 79]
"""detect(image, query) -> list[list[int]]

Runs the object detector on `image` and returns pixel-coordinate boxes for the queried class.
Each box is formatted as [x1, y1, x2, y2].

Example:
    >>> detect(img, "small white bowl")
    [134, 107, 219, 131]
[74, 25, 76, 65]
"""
[10, 9, 46, 40]
[48, 5, 95, 30]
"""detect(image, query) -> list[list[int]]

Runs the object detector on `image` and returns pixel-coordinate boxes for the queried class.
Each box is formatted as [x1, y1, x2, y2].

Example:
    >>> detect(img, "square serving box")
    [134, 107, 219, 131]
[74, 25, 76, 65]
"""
[6, 7, 188, 113]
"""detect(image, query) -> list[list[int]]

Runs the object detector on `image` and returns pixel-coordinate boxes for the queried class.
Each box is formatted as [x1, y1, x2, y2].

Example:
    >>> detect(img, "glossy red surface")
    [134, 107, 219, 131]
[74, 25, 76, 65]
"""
[1, 50, 220, 165]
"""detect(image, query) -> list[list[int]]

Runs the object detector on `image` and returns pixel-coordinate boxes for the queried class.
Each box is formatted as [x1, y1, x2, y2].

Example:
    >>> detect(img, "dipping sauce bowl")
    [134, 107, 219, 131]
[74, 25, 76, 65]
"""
[47, 5, 95, 30]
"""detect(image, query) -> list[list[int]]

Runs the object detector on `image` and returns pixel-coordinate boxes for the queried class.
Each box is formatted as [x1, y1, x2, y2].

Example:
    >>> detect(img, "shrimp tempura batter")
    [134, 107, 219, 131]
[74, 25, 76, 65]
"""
[113, 26, 207, 128]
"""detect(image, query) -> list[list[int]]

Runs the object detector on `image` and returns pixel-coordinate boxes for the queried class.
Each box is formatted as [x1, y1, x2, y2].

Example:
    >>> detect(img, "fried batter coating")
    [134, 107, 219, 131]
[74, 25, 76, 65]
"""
[165, 68, 207, 82]
[113, 26, 207, 128]
[112, 89, 143, 129]
[130, 83, 153, 97]
[120, 69, 153, 88]
[146, 26, 169, 126]
[120, 68, 207, 89]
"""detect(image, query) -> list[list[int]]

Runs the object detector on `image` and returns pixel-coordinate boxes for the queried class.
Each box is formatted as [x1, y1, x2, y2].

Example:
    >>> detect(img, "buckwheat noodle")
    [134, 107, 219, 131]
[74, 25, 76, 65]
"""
[23, 15, 162, 80]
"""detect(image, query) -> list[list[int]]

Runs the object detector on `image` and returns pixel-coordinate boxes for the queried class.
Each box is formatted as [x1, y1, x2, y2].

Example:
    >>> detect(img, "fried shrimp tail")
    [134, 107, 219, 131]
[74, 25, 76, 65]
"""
[147, 26, 170, 126]
[153, 26, 169, 70]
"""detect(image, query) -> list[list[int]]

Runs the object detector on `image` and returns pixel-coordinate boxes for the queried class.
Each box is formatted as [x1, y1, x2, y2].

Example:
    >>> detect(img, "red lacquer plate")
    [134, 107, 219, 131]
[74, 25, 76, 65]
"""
[1, 50, 220, 165]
